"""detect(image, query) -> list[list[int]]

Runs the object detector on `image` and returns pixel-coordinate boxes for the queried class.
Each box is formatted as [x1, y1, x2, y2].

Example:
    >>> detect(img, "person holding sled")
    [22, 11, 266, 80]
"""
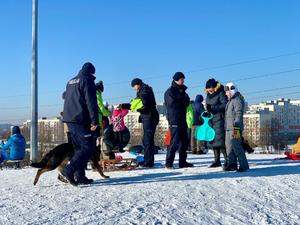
[131, 78, 159, 167]
[205, 78, 228, 168]
[223, 82, 249, 172]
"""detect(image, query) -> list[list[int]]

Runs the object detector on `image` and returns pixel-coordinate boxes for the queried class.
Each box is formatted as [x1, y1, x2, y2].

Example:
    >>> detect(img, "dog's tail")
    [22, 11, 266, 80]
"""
[30, 152, 53, 168]
[30, 162, 45, 168]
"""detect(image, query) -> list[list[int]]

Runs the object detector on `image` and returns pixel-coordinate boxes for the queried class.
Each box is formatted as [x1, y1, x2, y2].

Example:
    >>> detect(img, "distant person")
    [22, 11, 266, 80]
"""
[223, 82, 249, 172]
[131, 78, 159, 167]
[186, 100, 194, 152]
[205, 78, 228, 168]
[191, 95, 207, 154]
[111, 104, 129, 152]
[62, 62, 99, 185]
[164, 72, 194, 169]
[0, 126, 26, 164]
[95, 80, 111, 131]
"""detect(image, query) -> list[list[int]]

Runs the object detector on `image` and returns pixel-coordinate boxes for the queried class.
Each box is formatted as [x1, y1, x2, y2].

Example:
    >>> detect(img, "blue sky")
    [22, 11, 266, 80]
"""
[0, 0, 300, 123]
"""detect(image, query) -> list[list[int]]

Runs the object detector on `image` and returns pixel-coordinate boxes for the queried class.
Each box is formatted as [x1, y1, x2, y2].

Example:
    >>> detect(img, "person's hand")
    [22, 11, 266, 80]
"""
[233, 127, 241, 139]
[90, 124, 98, 132]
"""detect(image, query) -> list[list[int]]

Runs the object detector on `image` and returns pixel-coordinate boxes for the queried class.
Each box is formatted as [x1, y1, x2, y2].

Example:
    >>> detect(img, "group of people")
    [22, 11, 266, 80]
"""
[58, 62, 250, 185]
[164, 74, 249, 172]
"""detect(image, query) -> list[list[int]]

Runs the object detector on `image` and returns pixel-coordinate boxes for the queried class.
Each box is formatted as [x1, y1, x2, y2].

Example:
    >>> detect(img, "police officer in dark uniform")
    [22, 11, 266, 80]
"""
[62, 62, 99, 185]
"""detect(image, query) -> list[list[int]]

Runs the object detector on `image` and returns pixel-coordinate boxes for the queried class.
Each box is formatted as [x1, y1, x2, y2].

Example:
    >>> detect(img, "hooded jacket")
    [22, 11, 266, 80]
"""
[62, 63, 99, 125]
[0, 126, 26, 160]
[192, 95, 205, 126]
[164, 81, 190, 126]
[225, 92, 245, 132]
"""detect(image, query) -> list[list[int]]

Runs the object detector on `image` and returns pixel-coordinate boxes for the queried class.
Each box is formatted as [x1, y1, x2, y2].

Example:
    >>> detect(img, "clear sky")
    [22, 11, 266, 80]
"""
[0, 0, 300, 124]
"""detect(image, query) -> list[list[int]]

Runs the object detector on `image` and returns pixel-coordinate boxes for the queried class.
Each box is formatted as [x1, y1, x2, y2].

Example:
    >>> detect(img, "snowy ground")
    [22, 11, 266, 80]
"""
[1, 151, 300, 225]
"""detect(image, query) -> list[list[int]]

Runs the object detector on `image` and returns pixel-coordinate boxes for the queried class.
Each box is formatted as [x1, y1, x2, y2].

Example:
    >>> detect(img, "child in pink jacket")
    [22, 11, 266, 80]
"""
[112, 105, 129, 152]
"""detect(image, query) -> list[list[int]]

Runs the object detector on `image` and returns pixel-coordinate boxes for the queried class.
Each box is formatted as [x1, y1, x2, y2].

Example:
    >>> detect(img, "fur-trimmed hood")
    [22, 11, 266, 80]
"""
[205, 82, 223, 96]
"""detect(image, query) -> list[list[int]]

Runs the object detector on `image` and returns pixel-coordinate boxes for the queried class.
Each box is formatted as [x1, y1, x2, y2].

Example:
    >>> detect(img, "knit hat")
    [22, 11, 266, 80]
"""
[81, 62, 95, 75]
[205, 78, 217, 89]
[173, 72, 185, 81]
[96, 80, 104, 92]
[225, 82, 238, 97]
[131, 78, 143, 87]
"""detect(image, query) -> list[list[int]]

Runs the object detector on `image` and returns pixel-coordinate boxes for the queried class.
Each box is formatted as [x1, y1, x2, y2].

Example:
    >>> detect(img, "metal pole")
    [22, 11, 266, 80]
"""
[31, 0, 38, 162]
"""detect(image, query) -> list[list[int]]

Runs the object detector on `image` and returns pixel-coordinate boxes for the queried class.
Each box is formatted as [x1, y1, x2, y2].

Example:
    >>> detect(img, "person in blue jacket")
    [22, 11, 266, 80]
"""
[0, 126, 26, 163]
[62, 62, 99, 186]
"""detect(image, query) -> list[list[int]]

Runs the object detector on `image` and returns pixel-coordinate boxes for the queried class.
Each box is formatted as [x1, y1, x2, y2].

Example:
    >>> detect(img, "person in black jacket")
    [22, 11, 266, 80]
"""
[131, 78, 159, 167]
[62, 62, 99, 185]
[164, 72, 194, 169]
[205, 78, 228, 168]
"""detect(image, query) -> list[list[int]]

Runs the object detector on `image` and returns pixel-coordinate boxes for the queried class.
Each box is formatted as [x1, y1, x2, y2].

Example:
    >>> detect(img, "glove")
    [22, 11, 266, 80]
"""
[233, 127, 241, 139]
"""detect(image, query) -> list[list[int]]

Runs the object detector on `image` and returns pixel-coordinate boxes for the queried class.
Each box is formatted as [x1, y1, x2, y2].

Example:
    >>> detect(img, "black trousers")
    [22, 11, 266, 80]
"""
[165, 124, 188, 167]
[142, 116, 157, 165]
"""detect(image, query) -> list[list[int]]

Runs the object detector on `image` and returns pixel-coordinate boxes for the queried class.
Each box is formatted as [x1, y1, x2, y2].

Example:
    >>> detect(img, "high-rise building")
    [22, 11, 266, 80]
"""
[23, 117, 65, 144]
[243, 110, 274, 146]
[246, 98, 300, 145]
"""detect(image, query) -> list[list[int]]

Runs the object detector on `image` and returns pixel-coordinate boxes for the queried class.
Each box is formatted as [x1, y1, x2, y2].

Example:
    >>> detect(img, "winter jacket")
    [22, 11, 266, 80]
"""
[136, 83, 159, 124]
[62, 66, 99, 125]
[0, 134, 26, 160]
[164, 81, 190, 126]
[112, 109, 128, 132]
[186, 103, 194, 129]
[192, 95, 205, 126]
[205, 83, 228, 148]
[96, 90, 110, 126]
[225, 92, 245, 132]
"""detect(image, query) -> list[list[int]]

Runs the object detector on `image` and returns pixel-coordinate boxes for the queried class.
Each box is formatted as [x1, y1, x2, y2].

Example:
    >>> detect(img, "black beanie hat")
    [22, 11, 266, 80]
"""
[173, 72, 185, 81]
[95, 80, 104, 92]
[206, 78, 217, 89]
[81, 62, 95, 75]
[131, 78, 143, 87]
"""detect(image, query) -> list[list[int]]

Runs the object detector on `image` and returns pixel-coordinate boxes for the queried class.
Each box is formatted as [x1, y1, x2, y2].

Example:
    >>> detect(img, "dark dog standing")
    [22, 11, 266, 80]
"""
[31, 143, 109, 185]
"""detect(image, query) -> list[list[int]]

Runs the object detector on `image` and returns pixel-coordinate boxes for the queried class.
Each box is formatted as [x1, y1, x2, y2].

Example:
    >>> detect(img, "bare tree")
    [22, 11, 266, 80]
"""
[38, 122, 55, 159]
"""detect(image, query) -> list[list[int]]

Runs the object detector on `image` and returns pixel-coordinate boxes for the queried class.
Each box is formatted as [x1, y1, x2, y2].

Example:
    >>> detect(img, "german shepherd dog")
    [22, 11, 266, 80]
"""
[31, 143, 109, 185]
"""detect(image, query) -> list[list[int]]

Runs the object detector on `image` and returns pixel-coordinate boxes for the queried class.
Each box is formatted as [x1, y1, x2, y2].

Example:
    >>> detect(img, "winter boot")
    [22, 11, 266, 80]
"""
[179, 162, 194, 168]
[209, 149, 221, 168]
[223, 163, 238, 171]
[221, 148, 228, 167]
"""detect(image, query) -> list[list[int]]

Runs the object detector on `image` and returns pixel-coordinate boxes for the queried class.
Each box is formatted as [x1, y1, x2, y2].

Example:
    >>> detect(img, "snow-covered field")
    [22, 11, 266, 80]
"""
[1, 152, 300, 225]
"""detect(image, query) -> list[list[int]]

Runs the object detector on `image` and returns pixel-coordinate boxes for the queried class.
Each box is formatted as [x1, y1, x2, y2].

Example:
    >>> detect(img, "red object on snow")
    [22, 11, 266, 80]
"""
[284, 151, 300, 160]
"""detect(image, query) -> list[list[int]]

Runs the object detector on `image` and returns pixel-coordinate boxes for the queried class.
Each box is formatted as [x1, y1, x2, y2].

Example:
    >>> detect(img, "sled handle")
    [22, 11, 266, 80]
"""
[201, 111, 213, 120]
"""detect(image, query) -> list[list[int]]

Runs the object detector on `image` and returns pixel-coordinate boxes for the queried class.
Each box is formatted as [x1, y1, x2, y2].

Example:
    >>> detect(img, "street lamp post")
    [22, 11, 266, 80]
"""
[31, 0, 38, 162]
